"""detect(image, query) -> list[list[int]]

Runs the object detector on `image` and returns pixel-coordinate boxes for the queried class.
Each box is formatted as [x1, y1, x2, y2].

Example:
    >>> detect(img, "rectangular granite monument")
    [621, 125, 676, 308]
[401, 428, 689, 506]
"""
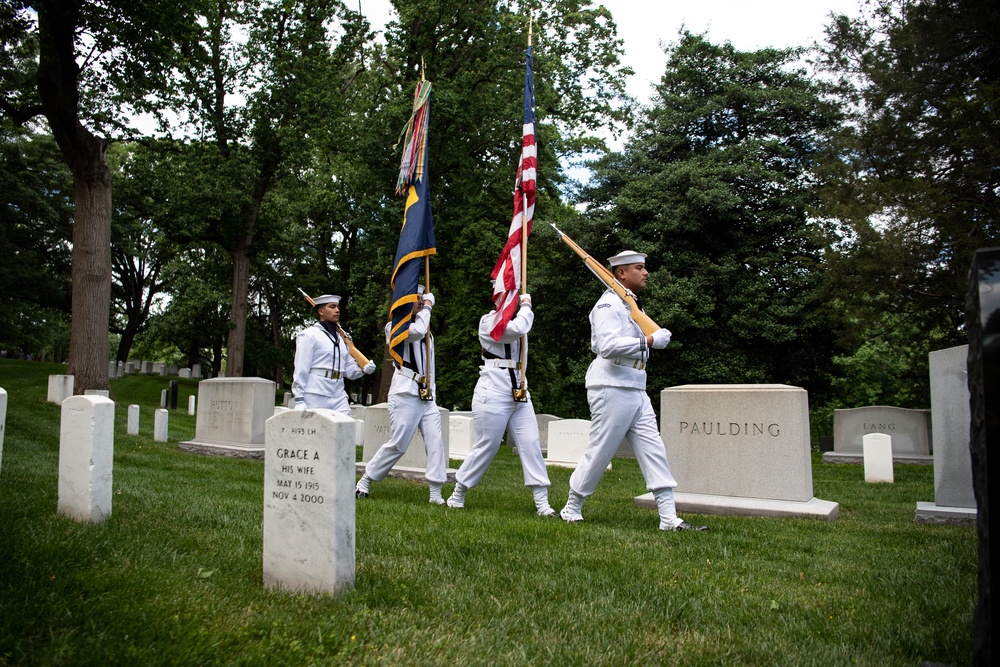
[178, 378, 275, 458]
[635, 384, 838, 520]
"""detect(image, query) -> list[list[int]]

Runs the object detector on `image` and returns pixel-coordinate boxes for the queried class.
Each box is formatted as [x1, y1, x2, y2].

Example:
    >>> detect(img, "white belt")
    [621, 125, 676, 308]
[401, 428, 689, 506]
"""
[395, 366, 427, 384]
[483, 359, 521, 369]
[310, 368, 342, 379]
[612, 358, 646, 371]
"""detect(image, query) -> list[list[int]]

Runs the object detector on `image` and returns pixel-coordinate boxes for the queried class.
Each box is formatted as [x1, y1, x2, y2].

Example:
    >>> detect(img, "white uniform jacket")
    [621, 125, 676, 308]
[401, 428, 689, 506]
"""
[291, 323, 363, 407]
[585, 289, 650, 390]
[478, 302, 532, 393]
[386, 305, 434, 399]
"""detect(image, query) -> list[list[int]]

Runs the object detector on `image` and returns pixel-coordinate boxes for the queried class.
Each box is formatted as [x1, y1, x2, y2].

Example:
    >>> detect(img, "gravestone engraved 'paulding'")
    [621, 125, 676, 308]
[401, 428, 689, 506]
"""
[263, 409, 355, 596]
[641, 384, 838, 520]
[967, 248, 1000, 666]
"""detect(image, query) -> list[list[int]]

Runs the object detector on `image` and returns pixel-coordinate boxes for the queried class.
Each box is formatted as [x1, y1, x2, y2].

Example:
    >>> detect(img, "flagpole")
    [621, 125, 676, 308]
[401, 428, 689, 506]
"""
[515, 14, 533, 401]
[422, 255, 432, 400]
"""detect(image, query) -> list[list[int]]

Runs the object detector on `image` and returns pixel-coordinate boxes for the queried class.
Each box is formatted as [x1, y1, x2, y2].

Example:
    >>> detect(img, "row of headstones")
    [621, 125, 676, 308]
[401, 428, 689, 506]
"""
[182, 378, 839, 522]
[105, 361, 210, 380]
[816, 345, 975, 524]
[48, 374, 196, 417]
[43, 396, 173, 522]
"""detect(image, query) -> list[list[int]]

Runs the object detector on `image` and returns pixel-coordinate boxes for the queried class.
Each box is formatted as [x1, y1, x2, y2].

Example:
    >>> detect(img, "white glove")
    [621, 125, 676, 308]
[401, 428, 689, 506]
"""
[363, 361, 376, 375]
[422, 292, 435, 307]
[651, 328, 671, 349]
[519, 294, 532, 306]
[294, 400, 306, 410]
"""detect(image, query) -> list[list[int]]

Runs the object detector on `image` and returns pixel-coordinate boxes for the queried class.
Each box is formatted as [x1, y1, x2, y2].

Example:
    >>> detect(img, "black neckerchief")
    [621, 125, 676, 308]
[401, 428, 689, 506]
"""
[317, 321, 341, 372]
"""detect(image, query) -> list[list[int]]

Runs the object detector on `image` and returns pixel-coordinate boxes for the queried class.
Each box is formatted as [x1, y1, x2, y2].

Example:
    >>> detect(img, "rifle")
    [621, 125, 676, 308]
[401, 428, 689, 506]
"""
[550, 224, 661, 336]
[297, 288, 372, 367]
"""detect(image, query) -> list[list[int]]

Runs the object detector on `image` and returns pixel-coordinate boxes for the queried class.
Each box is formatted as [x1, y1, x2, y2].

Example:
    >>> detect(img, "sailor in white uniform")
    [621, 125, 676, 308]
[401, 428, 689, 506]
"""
[291, 294, 375, 414]
[355, 287, 448, 504]
[446, 293, 555, 516]
[559, 251, 708, 532]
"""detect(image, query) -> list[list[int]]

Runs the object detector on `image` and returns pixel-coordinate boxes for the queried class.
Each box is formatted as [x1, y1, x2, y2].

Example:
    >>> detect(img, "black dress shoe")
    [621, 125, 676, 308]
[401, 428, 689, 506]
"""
[666, 521, 710, 532]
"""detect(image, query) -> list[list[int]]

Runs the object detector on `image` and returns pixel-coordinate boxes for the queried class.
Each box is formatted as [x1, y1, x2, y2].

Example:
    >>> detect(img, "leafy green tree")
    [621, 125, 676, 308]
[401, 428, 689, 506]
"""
[107, 142, 181, 363]
[0, 125, 73, 358]
[365, 0, 633, 409]
[818, 0, 1000, 367]
[148, 0, 373, 377]
[575, 33, 840, 399]
[0, 0, 200, 392]
[139, 245, 233, 374]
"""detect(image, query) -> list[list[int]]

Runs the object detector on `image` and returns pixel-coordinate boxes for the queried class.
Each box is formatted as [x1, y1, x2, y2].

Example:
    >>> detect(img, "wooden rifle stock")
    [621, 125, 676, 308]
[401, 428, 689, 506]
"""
[297, 287, 372, 367]
[550, 225, 661, 336]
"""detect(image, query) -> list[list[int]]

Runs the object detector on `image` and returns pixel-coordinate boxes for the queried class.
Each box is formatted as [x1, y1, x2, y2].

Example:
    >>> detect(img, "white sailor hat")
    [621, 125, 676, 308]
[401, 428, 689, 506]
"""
[607, 250, 647, 267]
[313, 294, 341, 306]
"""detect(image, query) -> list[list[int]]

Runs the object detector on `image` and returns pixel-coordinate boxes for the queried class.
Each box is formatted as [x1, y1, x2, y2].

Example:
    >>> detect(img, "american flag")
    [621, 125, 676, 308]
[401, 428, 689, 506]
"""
[489, 44, 536, 341]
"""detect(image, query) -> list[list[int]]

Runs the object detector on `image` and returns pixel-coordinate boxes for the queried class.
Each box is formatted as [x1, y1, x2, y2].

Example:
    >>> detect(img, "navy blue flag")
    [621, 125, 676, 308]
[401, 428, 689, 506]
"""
[389, 80, 436, 366]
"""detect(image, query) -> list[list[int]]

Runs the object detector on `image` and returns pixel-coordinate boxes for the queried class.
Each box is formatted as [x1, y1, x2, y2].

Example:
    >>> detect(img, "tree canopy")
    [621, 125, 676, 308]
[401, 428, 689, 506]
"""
[3, 0, 997, 424]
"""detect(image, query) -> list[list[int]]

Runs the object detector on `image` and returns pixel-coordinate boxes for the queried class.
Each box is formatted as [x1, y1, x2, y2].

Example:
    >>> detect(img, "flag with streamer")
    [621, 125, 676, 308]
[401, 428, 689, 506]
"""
[489, 44, 536, 340]
[389, 80, 436, 366]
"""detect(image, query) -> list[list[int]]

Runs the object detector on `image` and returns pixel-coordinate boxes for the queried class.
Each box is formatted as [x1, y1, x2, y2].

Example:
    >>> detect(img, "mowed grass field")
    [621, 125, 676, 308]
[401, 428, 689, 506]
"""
[0, 359, 977, 666]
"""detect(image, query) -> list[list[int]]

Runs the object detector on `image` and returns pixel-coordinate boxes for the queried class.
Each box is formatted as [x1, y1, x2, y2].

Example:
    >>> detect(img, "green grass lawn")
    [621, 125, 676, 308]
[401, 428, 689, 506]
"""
[0, 359, 977, 666]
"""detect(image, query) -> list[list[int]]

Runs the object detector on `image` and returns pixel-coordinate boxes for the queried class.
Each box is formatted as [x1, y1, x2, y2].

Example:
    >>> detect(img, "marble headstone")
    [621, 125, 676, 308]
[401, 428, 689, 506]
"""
[154, 409, 169, 442]
[448, 415, 474, 460]
[127, 404, 140, 436]
[863, 433, 894, 483]
[360, 403, 454, 480]
[349, 404, 366, 447]
[546, 419, 604, 469]
[58, 395, 114, 523]
[535, 414, 560, 456]
[916, 345, 976, 524]
[264, 409, 356, 595]
[47, 374, 74, 405]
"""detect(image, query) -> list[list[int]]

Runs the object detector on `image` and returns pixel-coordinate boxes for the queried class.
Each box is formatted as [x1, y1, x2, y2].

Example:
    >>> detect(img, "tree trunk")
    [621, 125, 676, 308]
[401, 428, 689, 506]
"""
[66, 158, 112, 393]
[262, 280, 284, 388]
[35, 0, 112, 394]
[226, 238, 251, 377]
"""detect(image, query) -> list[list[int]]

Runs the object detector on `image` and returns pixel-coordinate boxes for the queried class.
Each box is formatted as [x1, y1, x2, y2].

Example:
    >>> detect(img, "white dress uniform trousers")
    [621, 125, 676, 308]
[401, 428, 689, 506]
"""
[291, 322, 363, 414]
[568, 289, 678, 497]
[456, 303, 551, 489]
[364, 305, 447, 484]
